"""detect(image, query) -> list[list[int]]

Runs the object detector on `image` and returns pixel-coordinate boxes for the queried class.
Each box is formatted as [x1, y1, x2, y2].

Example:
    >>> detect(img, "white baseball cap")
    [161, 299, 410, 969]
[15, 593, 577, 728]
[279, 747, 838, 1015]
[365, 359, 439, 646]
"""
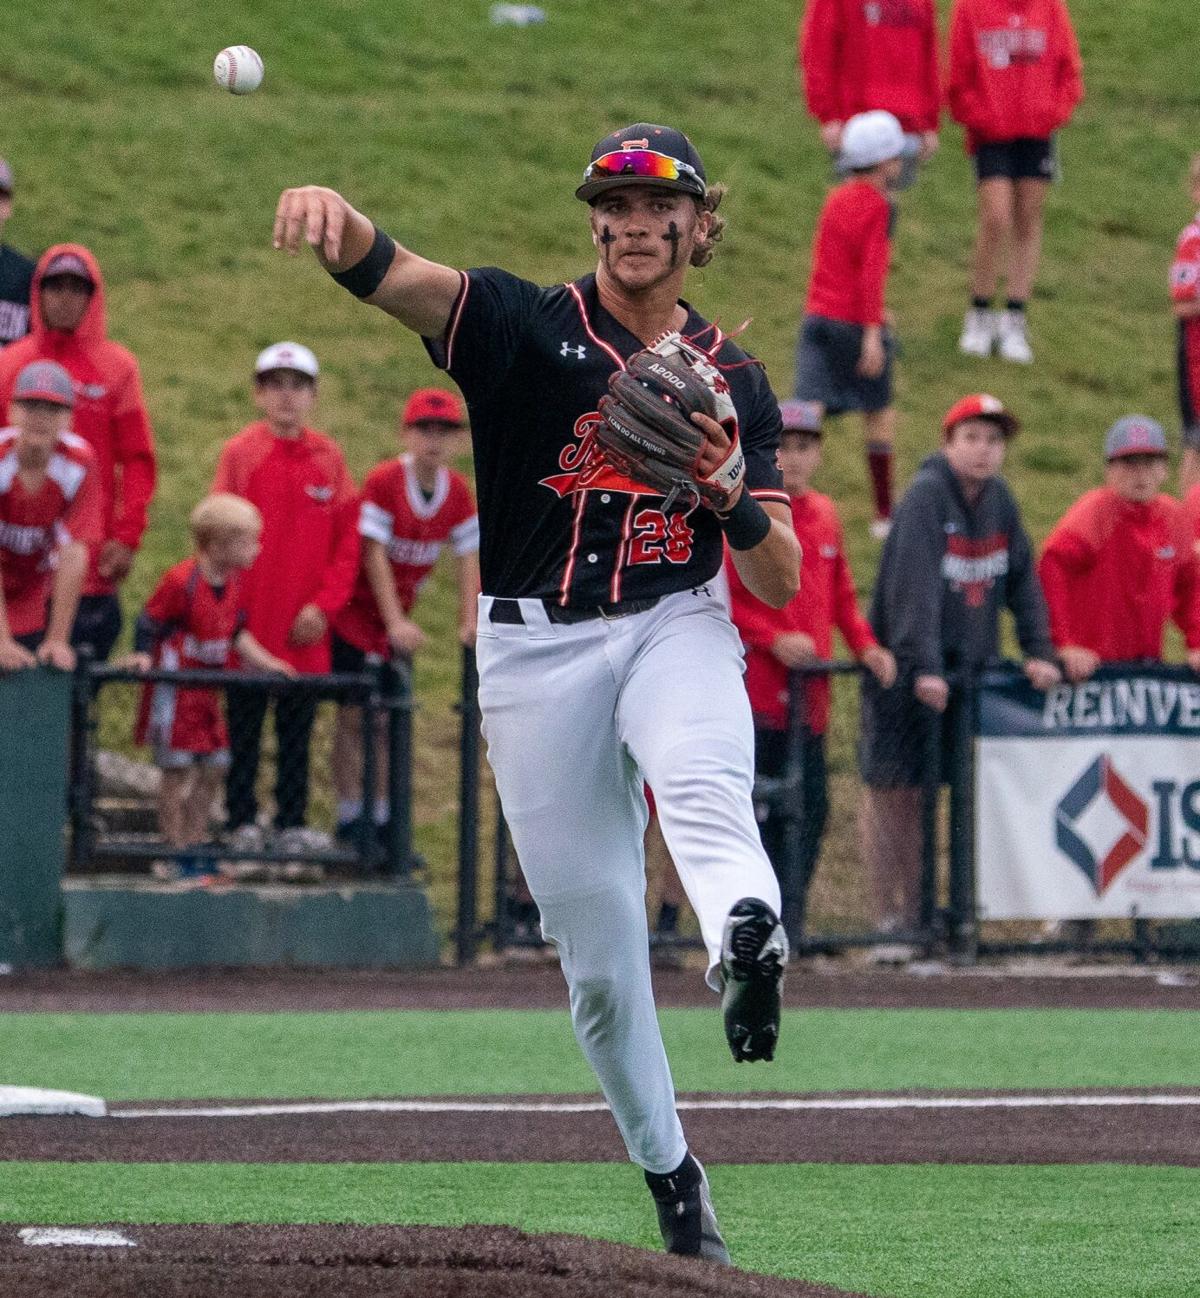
[838, 111, 907, 171]
[254, 341, 319, 379]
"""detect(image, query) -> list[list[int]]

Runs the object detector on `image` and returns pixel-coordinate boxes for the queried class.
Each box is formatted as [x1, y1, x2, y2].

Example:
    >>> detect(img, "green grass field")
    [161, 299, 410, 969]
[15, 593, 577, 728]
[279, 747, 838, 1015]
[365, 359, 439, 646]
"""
[3, 1006, 1199, 1296]
[5, 0, 1198, 918]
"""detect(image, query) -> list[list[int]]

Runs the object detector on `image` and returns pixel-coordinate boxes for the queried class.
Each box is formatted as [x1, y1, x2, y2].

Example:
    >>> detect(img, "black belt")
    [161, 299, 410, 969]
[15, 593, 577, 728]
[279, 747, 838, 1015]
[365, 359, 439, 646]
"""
[489, 596, 662, 626]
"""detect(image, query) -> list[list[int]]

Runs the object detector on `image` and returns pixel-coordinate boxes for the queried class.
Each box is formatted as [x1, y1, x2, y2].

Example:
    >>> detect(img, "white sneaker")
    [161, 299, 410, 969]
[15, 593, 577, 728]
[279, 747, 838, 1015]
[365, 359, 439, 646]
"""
[958, 307, 998, 358]
[225, 823, 265, 852]
[868, 517, 892, 542]
[274, 825, 332, 855]
[996, 309, 1033, 364]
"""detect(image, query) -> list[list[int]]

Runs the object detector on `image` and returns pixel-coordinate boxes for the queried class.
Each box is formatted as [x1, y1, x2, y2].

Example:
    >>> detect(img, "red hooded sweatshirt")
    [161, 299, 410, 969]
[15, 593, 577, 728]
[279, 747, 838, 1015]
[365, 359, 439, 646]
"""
[212, 421, 359, 673]
[947, 0, 1083, 152]
[800, 0, 942, 135]
[726, 490, 877, 734]
[1039, 488, 1200, 660]
[0, 244, 157, 596]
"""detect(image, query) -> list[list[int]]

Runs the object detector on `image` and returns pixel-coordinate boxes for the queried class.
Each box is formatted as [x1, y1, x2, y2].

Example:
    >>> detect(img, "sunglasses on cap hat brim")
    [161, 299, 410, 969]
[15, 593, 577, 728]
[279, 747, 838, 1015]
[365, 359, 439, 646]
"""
[576, 149, 707, 203]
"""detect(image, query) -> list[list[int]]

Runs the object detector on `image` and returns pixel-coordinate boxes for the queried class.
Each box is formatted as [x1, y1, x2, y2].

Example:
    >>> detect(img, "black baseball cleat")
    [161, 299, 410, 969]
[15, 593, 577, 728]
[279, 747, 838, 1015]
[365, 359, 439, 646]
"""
[720, 897, 788, 1062]
[644, 1152, 731, 1265]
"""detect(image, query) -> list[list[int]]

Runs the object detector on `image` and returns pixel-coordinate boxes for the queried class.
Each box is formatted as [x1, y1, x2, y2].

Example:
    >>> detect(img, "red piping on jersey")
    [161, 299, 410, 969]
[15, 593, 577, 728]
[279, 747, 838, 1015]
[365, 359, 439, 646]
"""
[559, 488, 589, 604]
[444, 273, 471, 373]
[611, 496, 638, 602]
[566, 282, 627, 371]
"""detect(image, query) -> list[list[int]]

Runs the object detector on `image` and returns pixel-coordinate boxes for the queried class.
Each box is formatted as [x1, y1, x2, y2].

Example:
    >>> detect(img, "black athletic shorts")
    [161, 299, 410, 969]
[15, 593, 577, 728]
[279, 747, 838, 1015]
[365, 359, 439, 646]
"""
[973, 136, 1057, 184]
[794, 315, 895, 416]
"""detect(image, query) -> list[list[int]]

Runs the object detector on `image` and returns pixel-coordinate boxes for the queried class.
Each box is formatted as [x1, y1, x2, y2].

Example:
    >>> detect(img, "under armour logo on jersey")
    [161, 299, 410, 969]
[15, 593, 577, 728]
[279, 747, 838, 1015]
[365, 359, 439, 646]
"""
[560, 342, 587, 360]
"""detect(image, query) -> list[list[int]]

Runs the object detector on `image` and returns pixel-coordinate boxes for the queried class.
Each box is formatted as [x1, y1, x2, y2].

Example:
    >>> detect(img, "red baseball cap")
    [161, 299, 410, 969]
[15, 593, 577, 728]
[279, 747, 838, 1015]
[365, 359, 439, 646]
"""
[942, 393, 1020, 439]
[403, 388, 465, 428]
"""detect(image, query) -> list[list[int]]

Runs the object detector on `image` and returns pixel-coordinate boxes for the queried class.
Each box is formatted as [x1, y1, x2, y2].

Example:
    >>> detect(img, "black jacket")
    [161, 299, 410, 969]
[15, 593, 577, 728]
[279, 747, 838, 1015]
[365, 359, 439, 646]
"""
[869, 452, 1053, 675]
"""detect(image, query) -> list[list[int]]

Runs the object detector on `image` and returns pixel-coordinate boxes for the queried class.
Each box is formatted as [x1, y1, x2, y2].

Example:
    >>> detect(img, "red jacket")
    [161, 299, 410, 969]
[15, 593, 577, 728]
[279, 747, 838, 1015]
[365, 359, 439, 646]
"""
[947, 0, 1083, 151]
[1039, 488, 1200, 659]
[212, 421, 359, 672]
[727, 490, 876, 733]
[805, 180, 892, 326]
[799, 0, 941, 134]
[0, 244, 157, 596]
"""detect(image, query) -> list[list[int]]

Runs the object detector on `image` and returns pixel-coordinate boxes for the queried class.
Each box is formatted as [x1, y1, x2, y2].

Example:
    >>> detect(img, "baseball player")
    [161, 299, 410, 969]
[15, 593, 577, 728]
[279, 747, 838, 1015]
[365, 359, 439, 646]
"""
[273, 122, 800, 1263]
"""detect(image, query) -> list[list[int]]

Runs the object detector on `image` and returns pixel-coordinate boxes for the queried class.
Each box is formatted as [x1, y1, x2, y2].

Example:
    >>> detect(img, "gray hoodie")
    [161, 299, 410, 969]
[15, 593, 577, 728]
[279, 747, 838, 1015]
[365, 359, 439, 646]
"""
[869, 451, 1053, 676]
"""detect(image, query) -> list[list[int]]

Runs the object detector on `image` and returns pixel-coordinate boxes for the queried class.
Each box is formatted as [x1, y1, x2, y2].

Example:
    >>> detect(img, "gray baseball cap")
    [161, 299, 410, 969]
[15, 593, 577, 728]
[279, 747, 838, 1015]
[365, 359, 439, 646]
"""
[0, 158, 12, 195]
[13, 360, 75, 407]
[1104, 415, 1168, 460]
[778, 399, 823, 436]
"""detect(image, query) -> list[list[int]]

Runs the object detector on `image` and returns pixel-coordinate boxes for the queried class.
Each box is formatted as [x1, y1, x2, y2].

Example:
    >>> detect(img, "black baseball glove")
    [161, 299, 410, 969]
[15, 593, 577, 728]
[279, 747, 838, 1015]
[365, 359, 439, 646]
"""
[596, 333, 745, 511]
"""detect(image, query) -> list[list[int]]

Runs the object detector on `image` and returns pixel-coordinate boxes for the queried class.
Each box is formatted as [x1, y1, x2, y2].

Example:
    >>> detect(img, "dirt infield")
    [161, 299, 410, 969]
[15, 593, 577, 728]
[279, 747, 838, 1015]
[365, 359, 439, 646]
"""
[2, 962, 1198, 1013]
[4, 1089, 1199, 1166]
[0, 1224, 871, 1298]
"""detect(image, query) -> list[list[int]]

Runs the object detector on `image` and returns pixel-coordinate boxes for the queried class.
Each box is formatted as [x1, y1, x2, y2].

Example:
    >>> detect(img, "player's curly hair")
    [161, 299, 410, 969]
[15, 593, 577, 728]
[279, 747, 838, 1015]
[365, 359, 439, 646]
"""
[690, 183, 727, 269]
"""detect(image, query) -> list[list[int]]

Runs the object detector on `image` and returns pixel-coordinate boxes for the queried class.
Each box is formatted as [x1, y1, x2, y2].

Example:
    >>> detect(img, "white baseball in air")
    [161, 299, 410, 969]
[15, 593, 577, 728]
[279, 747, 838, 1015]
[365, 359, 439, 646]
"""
[213, 45, 264, 95]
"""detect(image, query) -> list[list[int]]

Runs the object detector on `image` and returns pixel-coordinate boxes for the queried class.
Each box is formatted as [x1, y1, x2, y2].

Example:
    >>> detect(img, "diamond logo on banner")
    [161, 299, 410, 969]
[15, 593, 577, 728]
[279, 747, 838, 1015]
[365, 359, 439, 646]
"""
[1055, 756, 1149, 895]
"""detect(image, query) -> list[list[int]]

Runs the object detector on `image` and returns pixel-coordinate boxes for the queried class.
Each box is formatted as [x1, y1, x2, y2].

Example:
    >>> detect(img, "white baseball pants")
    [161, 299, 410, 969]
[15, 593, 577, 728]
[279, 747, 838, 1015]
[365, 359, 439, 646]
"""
[475, 586, 781, 1173]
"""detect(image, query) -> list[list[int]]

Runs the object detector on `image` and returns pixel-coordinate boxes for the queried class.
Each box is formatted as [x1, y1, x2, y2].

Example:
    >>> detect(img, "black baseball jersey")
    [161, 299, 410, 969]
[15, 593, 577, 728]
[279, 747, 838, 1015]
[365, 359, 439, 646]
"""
[0, 245, 35, 348]
[425, 270, 787, 605]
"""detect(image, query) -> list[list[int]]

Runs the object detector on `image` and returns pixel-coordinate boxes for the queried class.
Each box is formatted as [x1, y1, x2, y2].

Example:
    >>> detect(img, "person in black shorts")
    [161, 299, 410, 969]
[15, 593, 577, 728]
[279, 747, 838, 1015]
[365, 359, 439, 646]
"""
[271, 122, 800, 1264]
[947, 0, 1083, 363]
[0, 159, 35, 348]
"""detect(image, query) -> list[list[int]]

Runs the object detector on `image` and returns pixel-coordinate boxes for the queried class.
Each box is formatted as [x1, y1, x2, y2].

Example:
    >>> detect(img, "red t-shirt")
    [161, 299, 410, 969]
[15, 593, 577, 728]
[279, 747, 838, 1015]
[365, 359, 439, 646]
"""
[1039, 487, 1200, 659]
[134, 557, 247, 754]
[212, 421, 359, 672]
[805, 180, 892, 326]
[334, 456, 478, 657]
[0, 427, 102, 635]
[726, 490, 876, 733]
[947, 0, 1084, 151]
[799, 0, 941, 134]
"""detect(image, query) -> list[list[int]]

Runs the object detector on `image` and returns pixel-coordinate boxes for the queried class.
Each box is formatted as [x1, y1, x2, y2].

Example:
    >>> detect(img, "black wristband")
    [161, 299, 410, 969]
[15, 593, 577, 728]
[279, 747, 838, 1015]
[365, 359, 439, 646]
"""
[329, 225, 396, 299]
[715, 490, 772, 551]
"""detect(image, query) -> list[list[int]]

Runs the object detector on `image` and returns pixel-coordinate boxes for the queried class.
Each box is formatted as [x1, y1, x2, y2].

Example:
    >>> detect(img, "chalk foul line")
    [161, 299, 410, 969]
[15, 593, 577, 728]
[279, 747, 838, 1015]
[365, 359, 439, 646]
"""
[112, 1094, 1200, 1120]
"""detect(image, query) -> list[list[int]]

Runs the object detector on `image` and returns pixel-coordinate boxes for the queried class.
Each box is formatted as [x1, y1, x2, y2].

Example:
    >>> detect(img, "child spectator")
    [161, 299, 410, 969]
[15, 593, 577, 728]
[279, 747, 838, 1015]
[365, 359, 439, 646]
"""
[794, 110, 906, 539]
[1171, 154, 1200, 494]
[330, 387, 479, 847]
[859, 394, 1059, 954]
[798, 0, 941, 187]
[0, 159, 36, 348]
[0, 244, 157, 658]
[121, 494, 295, 882]
[727, 399, 896, 943]
[1039, 416, 1200, 682]
[948, 0, 1083, 364]
[212, 343, 359, 855]
[0, 360, 100, 672]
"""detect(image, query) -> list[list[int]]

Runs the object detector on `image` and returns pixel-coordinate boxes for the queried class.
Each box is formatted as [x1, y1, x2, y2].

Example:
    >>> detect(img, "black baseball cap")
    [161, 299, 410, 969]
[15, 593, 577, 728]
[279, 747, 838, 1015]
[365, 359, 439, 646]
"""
[575, 123, 707, 203]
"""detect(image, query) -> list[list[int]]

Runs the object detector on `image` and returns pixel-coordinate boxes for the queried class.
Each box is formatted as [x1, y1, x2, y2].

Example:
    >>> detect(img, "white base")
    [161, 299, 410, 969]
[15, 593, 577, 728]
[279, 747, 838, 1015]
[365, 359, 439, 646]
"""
[0, 1085, 107, 1117]
[20, 1227, 134, 1247]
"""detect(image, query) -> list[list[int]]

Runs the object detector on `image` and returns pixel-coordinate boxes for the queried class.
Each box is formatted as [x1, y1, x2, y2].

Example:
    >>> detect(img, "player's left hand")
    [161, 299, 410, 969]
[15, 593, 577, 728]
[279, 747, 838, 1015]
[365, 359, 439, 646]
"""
[97, 540, 135, 582]
[37, 639, 77, 672]
[691, 412, 744, 508]
[289, 604, 327, 647]
[1024, 657, 1062, 691]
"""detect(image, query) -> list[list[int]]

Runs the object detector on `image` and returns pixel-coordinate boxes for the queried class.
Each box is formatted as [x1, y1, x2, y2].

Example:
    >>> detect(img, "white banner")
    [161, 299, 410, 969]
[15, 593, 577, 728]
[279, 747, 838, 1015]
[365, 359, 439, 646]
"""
[975, 670, 1200, 919]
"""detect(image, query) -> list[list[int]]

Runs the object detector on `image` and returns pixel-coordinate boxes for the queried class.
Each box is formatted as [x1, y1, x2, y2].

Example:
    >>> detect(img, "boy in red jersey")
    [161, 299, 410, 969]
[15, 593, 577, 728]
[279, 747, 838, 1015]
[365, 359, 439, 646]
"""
[121, 494, 295, 881]
[794, 111, 906, 538]
[799, 0, 941, 186]
[0, 360, 100, 672]
[0, 245, 157, 658]
[1039, 416, 1200, 682]
[727, 399, 895, 942]
[1172, 155, 1200, 495]
[948, 0, 1083, 364]
[212, 343, 359, 854]
[331, 387, 479, 844]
